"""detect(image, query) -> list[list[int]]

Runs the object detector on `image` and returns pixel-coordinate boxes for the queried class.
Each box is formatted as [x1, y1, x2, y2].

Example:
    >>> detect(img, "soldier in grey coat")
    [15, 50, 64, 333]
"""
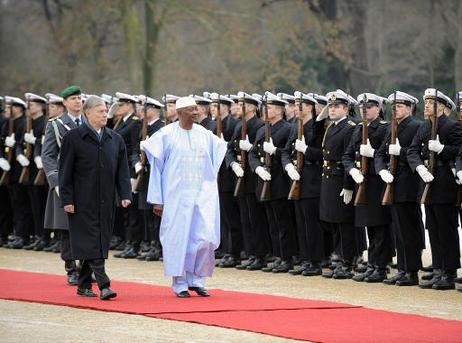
[42, 85, 85, 285]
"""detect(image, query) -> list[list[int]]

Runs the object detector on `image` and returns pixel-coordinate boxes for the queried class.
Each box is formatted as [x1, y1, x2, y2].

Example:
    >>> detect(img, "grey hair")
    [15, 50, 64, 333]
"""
[83, 95, 106, 113]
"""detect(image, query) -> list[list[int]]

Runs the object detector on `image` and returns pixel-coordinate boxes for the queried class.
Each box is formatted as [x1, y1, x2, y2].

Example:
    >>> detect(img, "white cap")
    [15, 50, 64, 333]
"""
[228, 94, 239, 103]
[326, 89, 350, 105]
[176, 96, 197, 110]
[210, 93, 233, 105]
[387, 91, 418, 105]
[139, 95, 164, 108]
[24, 93, 47, 103]
[116, 92, 138, 104]
[202, 91, 212, 99]
[45, 93, 64, 104]
[237, 91, 261, 105]
[312, 93, 327, 104]
[162, 94, 180, 103]
[252, 93, 263, 103]
[101, 94, 113, 104]
[5, 96, 26, 108]
[357, 93, 383, 105]
[191, 94, 211, 105]
[423, 88, 456, 111]
[265, 91, 288, 106]
[277, 92, 295, 104]
[294, 91, 317, 104]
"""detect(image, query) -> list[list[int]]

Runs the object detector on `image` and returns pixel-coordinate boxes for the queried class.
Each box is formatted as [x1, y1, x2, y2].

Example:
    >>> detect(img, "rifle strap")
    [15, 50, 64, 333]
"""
[321, 122, 334, 148]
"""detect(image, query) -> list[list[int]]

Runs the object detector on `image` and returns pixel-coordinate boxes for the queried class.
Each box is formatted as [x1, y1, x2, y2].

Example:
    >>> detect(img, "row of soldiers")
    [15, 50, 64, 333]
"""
[0, 86, 461, 293]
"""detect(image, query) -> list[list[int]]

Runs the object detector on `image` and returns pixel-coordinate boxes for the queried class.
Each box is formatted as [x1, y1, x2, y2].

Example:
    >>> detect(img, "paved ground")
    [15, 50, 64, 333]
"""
[0, 248, 461, 342]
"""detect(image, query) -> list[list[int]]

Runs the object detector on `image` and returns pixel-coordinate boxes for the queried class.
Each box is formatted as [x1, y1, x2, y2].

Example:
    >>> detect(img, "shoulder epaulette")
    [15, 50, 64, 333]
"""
[348, 120, 356, 126]
[380, 120, 388, 124]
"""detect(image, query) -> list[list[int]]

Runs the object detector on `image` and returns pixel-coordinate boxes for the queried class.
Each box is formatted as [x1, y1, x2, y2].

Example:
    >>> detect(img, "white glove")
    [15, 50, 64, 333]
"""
[139, 140, 146, 152]
[428, 135, 444, 154]
[130, 178, 138, 193]
[231, 162, 244, 177]
[135, 162, 143, 174]
[379, 169, 394, 183]
[239, 135, 253, 152]
[295, 139, 308, 154]
[5, 134, 15, 148]
[457, 171, 462, 185]
[34, 156, 43, 169]
[220, 133, 226, 141]
[388, 138, 401, 156]
[360, 139, 375, 158]
[0, 158, 10, 171]
[285, 163, 300, 181]
[263, 138, 277, 155]
[255, 166, 271, 181]
[340, 189, 353, 205]
[349, 167, 364, 184]
[107, 103, 118, 119]
[55, 186, 59, 197]
[16, 154, 30, 167]
[416, 164, 434, 183]
[24, 132, 36, 145]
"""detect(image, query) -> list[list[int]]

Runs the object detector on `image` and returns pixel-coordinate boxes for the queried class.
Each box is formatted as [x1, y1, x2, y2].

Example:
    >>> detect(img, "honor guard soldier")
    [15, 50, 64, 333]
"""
[193, 95, 215, 131]
[0, 97, 13, 246]
[343, 93, 393, 283]
[319, 90, 357, 279]
[249, 91, 296, 273]
[408, 88, 462, 290]
[225, 92, 269, 271]
[281, 91, 326, 276]
[375, 91, 424, 286]
[163, 94, 180, 123]
[277, 92, 297, 124]
[42, 85, 84, 285]
[210, 93, 243, 268]
[134, 96, 165, 261]
[45, 93, 65, 120]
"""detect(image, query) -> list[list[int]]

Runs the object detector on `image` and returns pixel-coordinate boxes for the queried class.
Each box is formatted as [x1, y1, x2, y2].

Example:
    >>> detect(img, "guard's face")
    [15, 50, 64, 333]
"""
[267, 104, 283, 121]
[87, 104, 108, 128]
[3, 104, 11, 118]
[328, 103, 347, 121]
[12, 105, 24, 118]
[48, 104, 64, 119]
[296, 102, 313, 120]
[197, 104, 209, 118]
[146, 107, 160, 121]
[28, 101, 43, 116]
[362, 103, 380, 121]
[285, 103, 296, 118]
[63, 95, 82, 114]
[394, 103, 411, 121]
[166, 103, 177, 120]
[315, 103, 325, 115]
[230, 102, 239, 117]
[424, 99, 444, 119]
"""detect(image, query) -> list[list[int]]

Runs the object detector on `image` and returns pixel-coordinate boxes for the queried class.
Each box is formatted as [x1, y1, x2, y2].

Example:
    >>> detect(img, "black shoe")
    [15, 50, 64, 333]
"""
[109, 236, 122, 250]
[188, 287, 210, 297]
[44, 241, 58, 252]
[322, 267, 337, 278]
[67, 273, 79, 286]
[114, 240, 127, 251]
[332, 264, 353, 279]
[33, 240, 48, 251]
[9, 238, 24, 249]
[364, 268, 387, 283]
[136, 253, 147, 261]
[302, 263, 322, 276]
[100, 287, 117, 300]
[421, 264, 433, 273]
[145, 248, 161, 261]
[383, 270, 406, 285]
[114, 243, 132, 258]
[289, 261, 309, 275]
[432, 271, 456, 290]
[176, 290, 191, 298]
[219, 256, 239, 268]
[396, 272, 419, 286]
[23, 239, 38, 250]
[140, 241, 151, 253]
[52, 240, 61, 253]
[272, 260, 292, 273]
[122, 247, 139, 259]
[235, 256, 255, 270]
[353, 265, 375, 282]
[421, 272, 435, 281]
[419, 269, 442, 289]
[262, 258, 281, 272]
[77, 288, 97, 297]
[247, 258, 266, 271]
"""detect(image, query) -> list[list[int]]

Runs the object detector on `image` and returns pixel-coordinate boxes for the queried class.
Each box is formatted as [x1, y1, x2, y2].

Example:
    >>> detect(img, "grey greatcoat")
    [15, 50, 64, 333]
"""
[42, 113, 84, 230]
[59, 124, 132, 260]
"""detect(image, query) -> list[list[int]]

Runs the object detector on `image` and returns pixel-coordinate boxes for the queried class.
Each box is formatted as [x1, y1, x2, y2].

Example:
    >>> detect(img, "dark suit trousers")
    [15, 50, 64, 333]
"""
[366, 224, 393, 268]
[79, 258, 110, 290]
[219, 192, 243, 256]
[244, 193, 270, 258]
[294, 198, 324, 263]
[8, 184, 33, 239]
[265, 199, 297, 260]
[27, 185, 48, 238]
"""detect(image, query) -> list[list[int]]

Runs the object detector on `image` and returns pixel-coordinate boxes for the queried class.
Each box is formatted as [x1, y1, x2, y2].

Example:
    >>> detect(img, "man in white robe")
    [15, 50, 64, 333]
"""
[142, 96, 227, 297]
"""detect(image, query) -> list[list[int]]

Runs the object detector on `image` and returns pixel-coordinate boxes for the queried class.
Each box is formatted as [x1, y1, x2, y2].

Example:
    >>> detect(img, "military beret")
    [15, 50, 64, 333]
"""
[61, 85, 82, 99]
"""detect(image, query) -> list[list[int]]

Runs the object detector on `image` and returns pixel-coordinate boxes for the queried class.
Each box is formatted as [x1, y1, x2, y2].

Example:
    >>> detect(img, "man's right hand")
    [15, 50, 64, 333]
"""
[153, 204, 163, 217]
[64, 204, 75, 214]
[0, 158, 11, 171]
[5, 134, 15, 148]
[239, 135, 253, 152]
[231, 162, 244, 177]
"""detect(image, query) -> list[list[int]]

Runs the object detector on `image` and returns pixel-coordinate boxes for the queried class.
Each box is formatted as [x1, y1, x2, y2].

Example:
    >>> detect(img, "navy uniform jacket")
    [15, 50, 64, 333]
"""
[343, 117, 390, 226]
[0, 115, 26, 184]
[248, 119, 292, 201]
[225, 115, 264, 194]
[281, 118, 325, 199]
[375, 116, 422, 203]
[407, 114, 462, 204]
[114, 113, 141, 178]
[200, 116, 216, 132]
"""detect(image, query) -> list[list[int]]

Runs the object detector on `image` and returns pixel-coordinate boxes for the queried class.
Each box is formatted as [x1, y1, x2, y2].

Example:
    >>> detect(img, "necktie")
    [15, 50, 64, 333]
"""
[75, 118, 80, 127]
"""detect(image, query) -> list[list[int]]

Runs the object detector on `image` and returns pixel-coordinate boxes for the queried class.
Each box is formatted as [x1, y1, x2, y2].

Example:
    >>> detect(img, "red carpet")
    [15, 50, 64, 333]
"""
[1, 269, 462, 342]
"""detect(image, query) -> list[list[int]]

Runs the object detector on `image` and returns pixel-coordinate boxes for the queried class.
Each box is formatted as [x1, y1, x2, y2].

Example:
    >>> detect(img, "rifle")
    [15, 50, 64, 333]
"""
[354, 94, 369, 205]
[33, 101, 48, 186]
[233, 98, 247, 197]
[163, 94, 169, 124]
[259, 96, 271, 201]
[456, 92, 462, 207]
[288, 95, 304, 200]
[0, 106, 14, 186]
[420, 89, 439, 205]
[382, 92, 397, 205]
[215, 95, 222, 138]
[134, 97, 149, 192]
[19, 101, 32, 184]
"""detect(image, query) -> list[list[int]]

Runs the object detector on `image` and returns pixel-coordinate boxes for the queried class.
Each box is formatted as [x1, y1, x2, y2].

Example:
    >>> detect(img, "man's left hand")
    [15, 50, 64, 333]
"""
[121, 199, 131, 208]
[64, 204, 75, 214]
[263, 138, 277, 155]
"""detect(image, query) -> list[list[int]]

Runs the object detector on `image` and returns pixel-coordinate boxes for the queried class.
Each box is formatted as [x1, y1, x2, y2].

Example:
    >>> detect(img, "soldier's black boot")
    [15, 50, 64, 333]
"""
[419, 269, 442, 289]
[262, 257, 280, 272]
[272, 260, 292, 273]
[235, 256, 255, 270]
[114, 242, 132, 258]
[364, 267, 387, 283]
[247, 257, 266, 271]
[332, 262, 354, 279]
[396, 272, 419, 286]
[383, 270, 406, 285]
[23, 237, 38, 250]
[353, 265, 375, 282]
[289, 261, 309, 275]
[9, 237, 25, 249]
[432, 270, 456, 290]
[302, 262, 322, 276]
[220, 255, 239, 268]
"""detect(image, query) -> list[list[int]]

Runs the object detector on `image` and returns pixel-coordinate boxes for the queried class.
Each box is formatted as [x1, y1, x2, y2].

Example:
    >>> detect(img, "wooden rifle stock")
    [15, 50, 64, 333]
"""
[382, 92, 398, 205]
[354, 96, 369, 206]
[420, 90, 439, 205]
[0, 107, 15, 186]
[233, 100, 246, 197]
[259, 96, 271, 201]
[288, 98, 304, 200]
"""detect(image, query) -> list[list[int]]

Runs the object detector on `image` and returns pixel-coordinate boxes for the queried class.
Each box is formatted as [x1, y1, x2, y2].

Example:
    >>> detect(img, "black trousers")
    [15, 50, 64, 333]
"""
[79, 259, 110, 290]
[219, 192, 243, 256]
[294, 198, 324, 263]
[60, 230, 78, 275]
[27, 185, 48, 238]
[0, 185, 12, 239]
[144, 209, 160, 243]
[241, 193, 270, 258]
[366, 224, 393, 268]
[425, 204, 460, 271]
[125, 194, 143, 246]
[113, 206, 126, 239]
[323, 222, 357, 264]
[8, 184, 33, 240]
[391, 203, 423, 272]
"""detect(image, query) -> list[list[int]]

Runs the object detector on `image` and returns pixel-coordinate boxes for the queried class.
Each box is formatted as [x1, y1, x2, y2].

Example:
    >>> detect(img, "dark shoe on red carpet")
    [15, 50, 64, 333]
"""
[100, 288, 117, 300]
[67, 273, 79, 286]
[176, 290, 191, 298]
[77, 288, 97, 297]
[188, 287, 210, 297]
